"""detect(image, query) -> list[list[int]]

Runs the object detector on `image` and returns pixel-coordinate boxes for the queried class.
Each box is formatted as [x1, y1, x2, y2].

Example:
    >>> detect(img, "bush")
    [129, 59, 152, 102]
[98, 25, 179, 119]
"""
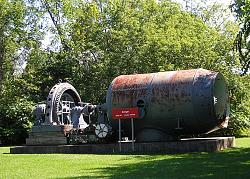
[0, 78, 35, 145]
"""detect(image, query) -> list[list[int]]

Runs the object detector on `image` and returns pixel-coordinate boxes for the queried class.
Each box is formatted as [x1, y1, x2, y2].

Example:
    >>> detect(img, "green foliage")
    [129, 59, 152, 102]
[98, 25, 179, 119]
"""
[231, 0, 250, 74]
[31, 0, 243, 101]
[0, 0, 26, 81]
[34, 0, 248, 136]
[227, 74, 250, 135]
[0, 0, 34, 145]
[0, 0, 249, 144]
[0, 77, 35, 145]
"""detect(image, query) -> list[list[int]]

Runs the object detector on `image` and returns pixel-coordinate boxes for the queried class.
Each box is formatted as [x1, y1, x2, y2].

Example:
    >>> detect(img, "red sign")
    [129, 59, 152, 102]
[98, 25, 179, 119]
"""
[112, 107, 140, 119]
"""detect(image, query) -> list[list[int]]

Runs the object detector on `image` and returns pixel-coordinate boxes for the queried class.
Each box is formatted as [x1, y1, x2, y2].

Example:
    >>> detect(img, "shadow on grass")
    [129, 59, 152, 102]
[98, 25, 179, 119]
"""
[61, 148, 250, 178]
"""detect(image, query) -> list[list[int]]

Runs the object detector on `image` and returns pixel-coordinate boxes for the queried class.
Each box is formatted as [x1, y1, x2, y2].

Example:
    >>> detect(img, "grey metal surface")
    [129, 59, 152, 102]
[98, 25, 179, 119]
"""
[44, 82, 81, 125]
[106, 69, 229, 142]
[71, 106, 88, 128]
[33, 103, 46, 125]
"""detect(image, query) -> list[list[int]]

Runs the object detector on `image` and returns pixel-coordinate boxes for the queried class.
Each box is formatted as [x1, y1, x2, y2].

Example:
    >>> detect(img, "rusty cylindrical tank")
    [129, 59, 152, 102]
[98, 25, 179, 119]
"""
[106, 69, 229, 142]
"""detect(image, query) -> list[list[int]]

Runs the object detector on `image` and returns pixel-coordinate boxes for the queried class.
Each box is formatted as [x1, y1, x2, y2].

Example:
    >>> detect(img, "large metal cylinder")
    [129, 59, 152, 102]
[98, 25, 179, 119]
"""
[106, 69, 229, 142]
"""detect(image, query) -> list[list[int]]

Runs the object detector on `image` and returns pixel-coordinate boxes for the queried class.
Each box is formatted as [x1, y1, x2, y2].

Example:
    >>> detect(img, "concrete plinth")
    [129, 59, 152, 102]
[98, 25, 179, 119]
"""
[26, 125, 72, 145]
[11, 137, 235, 154]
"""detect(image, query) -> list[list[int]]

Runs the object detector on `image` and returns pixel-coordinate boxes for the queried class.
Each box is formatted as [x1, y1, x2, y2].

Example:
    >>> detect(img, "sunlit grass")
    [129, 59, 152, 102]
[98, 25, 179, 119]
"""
[0, 147, 10, 154]
[235, 137, 250, 148]
[0, 138, 249, 178]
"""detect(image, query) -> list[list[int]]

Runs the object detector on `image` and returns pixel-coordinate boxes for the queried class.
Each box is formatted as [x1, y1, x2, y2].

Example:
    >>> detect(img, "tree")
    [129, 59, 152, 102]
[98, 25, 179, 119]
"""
[0, 0, 25, 84]
[0, 0, 41, 144]
[231, 0, 250, 75]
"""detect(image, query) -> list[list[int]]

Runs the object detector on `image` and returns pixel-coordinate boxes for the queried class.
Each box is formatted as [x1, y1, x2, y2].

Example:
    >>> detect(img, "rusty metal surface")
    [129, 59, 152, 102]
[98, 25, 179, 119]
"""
[112, 73, 155, 91]
[106, 69, 229, 139]
[111, 73, 155, 109]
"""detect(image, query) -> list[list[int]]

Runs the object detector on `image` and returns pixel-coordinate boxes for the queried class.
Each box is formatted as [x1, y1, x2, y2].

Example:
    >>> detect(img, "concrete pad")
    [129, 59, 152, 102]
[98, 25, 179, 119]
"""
[11, 136, 235, 154]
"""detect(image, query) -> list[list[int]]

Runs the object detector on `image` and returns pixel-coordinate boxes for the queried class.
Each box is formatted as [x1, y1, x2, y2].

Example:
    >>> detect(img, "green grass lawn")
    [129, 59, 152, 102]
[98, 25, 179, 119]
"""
[0, 138, 250, 179]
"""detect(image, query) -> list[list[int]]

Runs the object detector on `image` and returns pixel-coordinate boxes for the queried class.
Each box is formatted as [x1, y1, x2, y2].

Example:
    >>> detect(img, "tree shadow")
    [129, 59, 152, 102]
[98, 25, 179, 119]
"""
[60, 147, 250, 178]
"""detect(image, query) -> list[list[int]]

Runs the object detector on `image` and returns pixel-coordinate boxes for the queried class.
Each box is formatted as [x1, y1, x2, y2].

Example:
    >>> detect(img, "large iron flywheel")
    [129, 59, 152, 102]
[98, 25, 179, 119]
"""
[44, 82, 81, 125]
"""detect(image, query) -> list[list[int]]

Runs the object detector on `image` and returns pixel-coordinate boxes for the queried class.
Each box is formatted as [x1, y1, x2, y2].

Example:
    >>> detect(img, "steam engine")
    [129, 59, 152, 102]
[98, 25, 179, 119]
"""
[32, 68, 229, 144]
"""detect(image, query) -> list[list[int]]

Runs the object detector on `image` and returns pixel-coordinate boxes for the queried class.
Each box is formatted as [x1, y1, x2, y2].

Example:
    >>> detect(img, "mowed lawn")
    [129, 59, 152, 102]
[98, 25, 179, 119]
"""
[0, 138, 250, 179]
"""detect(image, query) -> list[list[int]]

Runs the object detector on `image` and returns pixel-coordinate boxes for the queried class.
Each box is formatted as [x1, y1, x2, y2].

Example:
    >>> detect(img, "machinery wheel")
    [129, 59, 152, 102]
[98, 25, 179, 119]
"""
[45, 82, 81, 125]
[95, 123, 110, 138]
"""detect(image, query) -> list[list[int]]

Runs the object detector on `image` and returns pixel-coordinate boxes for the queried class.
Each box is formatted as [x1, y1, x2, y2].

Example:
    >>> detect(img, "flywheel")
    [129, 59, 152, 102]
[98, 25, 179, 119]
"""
[44, 82, 81, 125]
